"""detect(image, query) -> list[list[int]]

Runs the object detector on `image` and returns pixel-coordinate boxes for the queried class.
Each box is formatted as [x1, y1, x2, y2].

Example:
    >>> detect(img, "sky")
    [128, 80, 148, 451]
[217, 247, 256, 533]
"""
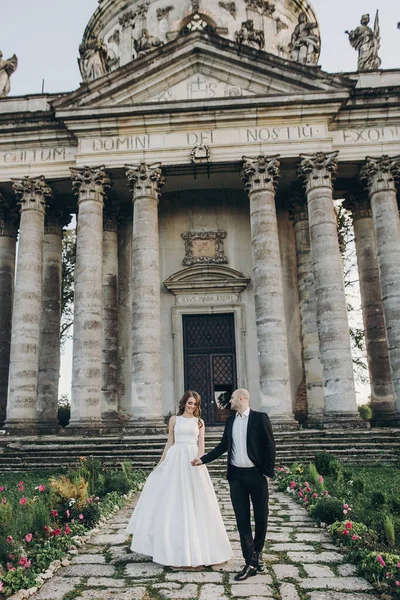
[0, 0, 398, 97]
[1, 0, 398, 401]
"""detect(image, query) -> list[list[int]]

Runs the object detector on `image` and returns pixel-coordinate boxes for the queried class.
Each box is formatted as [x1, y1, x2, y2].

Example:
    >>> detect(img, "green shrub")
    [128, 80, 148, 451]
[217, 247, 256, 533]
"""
[382, 513, 396, 547]
[352, 477, 365, 496]
[80, 502, 101, 527]
[314, 451, 341, 478]
[309, 497, 344, 525]
[358, 403, 372, 421]
[31, 499, 51, 535]
[369, 491, 386, 509]
[104, 472, 130, 495]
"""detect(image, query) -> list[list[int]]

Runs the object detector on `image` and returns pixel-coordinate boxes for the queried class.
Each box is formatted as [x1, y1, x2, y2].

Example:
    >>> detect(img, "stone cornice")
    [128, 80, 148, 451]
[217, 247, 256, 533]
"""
[164, 264, 250, 295]
[125, 163, 165, 201]
[241, 155, 280, 194]
[298, 151, 339, 192]
[12, 176, 52, 214]
[360, 155, 400, 195]
[70, 166, 111, 204]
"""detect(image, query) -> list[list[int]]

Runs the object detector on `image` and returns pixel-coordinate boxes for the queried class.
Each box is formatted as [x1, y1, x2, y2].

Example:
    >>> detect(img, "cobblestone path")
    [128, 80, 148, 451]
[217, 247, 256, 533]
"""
[31, 479, 379, 600]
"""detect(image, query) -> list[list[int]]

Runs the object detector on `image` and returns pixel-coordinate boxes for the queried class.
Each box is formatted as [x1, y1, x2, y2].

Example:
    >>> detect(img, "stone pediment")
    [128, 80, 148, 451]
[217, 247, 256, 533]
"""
[53, 32, 354, 110]
[164, 265, 250, 295]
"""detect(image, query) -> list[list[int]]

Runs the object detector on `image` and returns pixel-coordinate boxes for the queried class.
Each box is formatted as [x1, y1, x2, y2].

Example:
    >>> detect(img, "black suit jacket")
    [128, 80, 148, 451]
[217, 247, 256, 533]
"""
[200, 409, 276, 479]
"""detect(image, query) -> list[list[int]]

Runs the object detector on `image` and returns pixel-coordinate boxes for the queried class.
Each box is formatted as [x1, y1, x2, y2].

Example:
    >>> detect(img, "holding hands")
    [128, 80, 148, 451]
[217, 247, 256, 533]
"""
[191, 457, 203, 466]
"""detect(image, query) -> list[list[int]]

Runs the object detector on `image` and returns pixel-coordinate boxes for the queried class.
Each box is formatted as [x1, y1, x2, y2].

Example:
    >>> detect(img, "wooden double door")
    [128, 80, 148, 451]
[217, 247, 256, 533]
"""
[183, 313, 237, 425]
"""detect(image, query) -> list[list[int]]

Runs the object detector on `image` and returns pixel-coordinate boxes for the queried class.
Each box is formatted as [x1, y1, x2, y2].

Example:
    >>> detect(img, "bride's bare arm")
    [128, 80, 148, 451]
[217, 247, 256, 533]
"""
[198, 420, 205, 457]
[158, 416, 176, 464]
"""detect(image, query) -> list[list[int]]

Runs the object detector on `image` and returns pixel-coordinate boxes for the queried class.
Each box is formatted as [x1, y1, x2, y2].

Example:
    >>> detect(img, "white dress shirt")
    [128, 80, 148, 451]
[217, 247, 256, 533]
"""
[230, 407, 255, 468]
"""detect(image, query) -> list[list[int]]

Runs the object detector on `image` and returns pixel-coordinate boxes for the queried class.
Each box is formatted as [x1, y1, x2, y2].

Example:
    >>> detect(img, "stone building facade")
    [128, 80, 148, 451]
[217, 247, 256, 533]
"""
[0, 0, 399, 433]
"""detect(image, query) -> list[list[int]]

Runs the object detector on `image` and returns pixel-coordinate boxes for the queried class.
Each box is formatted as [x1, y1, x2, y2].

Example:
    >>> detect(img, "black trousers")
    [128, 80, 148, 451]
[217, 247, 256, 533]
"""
[229, 465, 269, 566]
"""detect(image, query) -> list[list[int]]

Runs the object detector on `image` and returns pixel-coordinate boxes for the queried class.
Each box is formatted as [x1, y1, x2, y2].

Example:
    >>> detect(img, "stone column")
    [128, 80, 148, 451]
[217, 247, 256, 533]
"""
[0, 193, 18, 426]
[69, 166, 111, 431]
[36, 207, 69, 433]
[241, 156, 295, 425]
[117, 206, 133, 423]
[361, 156, 400, 419]
[298, 152, 359, 425]
[343, 194, 395, 424]
[102, 205, 120, 428]
[5, 176, 52, 433]
[289, 196, 324, 425]
[125, 163, 165, 426]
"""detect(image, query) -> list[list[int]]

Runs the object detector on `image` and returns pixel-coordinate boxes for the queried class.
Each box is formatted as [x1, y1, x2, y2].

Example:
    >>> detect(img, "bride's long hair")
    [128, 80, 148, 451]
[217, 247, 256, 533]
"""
[177, 390, 203, 428]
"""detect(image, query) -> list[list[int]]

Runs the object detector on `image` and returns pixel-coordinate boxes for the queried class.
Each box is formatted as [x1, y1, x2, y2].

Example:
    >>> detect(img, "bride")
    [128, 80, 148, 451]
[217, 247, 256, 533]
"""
[126, 391, 232, 567]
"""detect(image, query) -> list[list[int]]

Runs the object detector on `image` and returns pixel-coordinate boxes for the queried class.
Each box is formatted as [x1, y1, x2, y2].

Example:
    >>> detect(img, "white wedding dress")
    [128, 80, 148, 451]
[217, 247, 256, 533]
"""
[126, 415, 232, 567]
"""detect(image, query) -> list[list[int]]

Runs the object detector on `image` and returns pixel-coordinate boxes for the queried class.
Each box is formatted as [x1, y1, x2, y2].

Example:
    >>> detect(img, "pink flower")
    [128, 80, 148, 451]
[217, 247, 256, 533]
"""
[43, 526, 49, 532]
[0, 582, 3, 591]
[6, 563, 15, 571]
[386, 572, 391, 579]
[1, 497, 6, 504]
[38, 484, 45, 492]
[78, 514, 84, 520]
[343, 509, 348, 515]
[342, 529, 350, 536]
[65, 524, 71, 535]
[6, 536, 13, 543]
[318, 475, 324, 483]
[323, 490, 329, 496]
[25, 533, 32, 543]
[18, 483, 24, 492]
[289, 481, 297, 489]
[0, 486, 4, 492]
[18, 557, 27, 566]
[19, 497, 27, 505]
[66, 510, 70, 518]
[345, 522, 352, 529]
[87, 497, 92, 503]
[395, 581, 400, 587]
[51, 510, 58, 517]
[50, 528, 61, 537]
[312, 493, 318, 499]
[298, 491, 303, 497]
[377, 555, 386, 567]
[397, 562, 400, 568]
[343, 504, 349, 509]
[71, 519, 75, 523]
[24, 560, 31, 569]
[351, 534, 358, 541]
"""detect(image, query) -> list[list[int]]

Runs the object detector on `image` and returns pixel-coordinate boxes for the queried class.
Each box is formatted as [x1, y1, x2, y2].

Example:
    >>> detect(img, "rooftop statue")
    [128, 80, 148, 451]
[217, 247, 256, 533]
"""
[235, 20, 265, 51]
[0, 51, 18, 97]
[134, 29, 163, 57]
[79, 34, 109, 83]
[345, 12, 381, 72]
[289, 12, 320, 65]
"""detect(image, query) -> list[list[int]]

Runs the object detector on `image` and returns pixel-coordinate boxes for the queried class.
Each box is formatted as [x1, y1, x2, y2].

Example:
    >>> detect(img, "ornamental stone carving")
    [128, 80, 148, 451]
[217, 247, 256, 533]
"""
[289, 12, 320, 65]
[0, 192, 19, 237]
[345, 11, 381, 72]
[298, 152, 339, 192]
[241, 155, 280, 193]
[78, 34, 109, 83]
[181, 231, 228, 266]
[244, 0, 275, 17]
[70, 166, 111, 203]
[219, 1, 236, 18]
[191, 144, 211, 164]
[125, 163, 165, 200]
[235, 20, 265, 50]
[157, 6, 174, 20]
[12, 176, 52, 213]
[0, 51, 18, 97]
[119, 10, 135, 29]
[360, 156, 400, 194]
[134, 29, 163, 57]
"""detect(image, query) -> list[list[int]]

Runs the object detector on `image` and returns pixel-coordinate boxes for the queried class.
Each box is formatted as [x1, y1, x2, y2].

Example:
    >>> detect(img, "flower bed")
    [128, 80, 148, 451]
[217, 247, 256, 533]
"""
[276, 456, 400, 599]
[0, 460, 146, 598]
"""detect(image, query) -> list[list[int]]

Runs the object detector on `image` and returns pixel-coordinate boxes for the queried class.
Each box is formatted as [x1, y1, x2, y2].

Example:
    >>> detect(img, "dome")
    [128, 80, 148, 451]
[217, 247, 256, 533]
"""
[79, 0, 321, 83]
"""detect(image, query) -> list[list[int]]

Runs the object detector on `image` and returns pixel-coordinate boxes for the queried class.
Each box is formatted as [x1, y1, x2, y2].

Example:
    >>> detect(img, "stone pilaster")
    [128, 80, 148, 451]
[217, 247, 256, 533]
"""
[126, 163, 165, 427]
[298, 152, 359, 427]
[69, 166, 111, 432]
[241, 155, 295, 426]
[102, 205, 120, 428]
[361, 155, 400, 420]
[0, 192, 18, 426]
[36, 206, 70, 433]
[289, 195, 324, 426]
[343, 194, 395, 424]
[5, 176, 52, 433]
[117, 205, 133, 424]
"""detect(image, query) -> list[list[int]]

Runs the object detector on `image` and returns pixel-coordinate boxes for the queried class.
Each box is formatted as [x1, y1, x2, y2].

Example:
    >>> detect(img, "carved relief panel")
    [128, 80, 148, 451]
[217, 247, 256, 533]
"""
[181, 231, 228, 266]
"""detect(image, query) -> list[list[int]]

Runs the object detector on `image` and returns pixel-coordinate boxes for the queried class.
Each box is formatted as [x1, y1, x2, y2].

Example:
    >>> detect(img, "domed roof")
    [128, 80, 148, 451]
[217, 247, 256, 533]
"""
[79, 0, 320, 83]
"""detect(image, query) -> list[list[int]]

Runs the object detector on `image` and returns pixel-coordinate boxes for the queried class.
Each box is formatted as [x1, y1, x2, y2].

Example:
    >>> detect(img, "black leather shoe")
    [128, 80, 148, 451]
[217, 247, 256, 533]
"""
[256, 552, 265, 572]
[234, 564, 258, 581]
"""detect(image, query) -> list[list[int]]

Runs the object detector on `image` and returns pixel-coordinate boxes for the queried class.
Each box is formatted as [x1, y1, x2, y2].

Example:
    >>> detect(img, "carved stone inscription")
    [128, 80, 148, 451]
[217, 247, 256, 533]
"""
[335, 126, 400, 144]
[1, 147, 76, 165]
[176, 293, 239, 305]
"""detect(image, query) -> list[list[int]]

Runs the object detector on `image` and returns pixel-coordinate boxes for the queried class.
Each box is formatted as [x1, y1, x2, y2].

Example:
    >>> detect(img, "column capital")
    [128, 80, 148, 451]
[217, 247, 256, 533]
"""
[44, 205, 71, 236]
[342, 192, 372, 220]
[287, 191, 308, 224]
[125, 163, 165, 201]
[12, 175, 52, 214]
[298, 151, 339, 192]
[0, 190, 19, 238]
[70, 166, 111, 204]
[360, 155, 400, 195]
[241, 155, 280, 194]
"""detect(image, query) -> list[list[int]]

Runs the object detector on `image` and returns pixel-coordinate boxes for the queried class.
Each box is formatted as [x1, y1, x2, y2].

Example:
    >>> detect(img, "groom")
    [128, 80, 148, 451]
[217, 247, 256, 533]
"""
[192, 388, 275, 581]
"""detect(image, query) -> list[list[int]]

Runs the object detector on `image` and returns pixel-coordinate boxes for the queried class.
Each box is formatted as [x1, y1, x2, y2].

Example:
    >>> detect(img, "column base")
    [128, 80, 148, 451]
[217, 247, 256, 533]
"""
[36, 421, 60, 435]
[322, 412, 370, 429]
[269, 414, 300, 431]
[65, 418, 106, 436]
[4, 419, 41, 436]
[304, 414, 325, 429]
[122, 418, 167, 435]
[371, 411, 400, 428]
[101, 416, 123, 433]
